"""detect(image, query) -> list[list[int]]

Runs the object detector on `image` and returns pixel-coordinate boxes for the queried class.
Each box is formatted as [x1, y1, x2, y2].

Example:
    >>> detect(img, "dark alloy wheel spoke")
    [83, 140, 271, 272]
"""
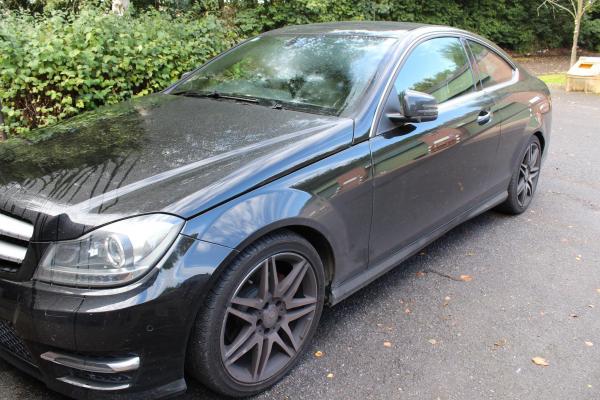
[516, 142, 541, 207]
[220, 252, 318, 384]
[517, 179, 526, 196]
[275, 260, 308, 298]
[286, 303, 317, 322]
[280, 321, 300, 351]
[226, 331, 260, 366]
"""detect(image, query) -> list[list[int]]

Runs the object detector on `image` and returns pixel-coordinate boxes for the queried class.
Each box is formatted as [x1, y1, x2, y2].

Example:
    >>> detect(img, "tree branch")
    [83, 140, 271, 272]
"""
[538, 0, 577, 18]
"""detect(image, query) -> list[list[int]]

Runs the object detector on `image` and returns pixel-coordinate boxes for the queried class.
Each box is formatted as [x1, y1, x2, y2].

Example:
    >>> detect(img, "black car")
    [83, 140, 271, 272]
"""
[0, 21, 551, 399]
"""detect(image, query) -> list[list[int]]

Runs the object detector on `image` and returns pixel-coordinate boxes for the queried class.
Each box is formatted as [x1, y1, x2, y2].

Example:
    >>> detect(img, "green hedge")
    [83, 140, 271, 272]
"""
[0, 0, 598, 138]
[0, 9, 239, 137]
[231, 0, 575, 52]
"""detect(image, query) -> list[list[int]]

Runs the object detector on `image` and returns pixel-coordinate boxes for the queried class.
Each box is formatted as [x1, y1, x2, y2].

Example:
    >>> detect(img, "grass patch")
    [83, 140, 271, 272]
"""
[538, 73, 567, 86]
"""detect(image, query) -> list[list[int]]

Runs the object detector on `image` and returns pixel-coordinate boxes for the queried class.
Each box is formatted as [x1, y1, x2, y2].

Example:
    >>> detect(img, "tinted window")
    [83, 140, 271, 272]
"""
[172, 35, 397, 116]
[394, 37, 475, 104]
[468, 41, 514, 88]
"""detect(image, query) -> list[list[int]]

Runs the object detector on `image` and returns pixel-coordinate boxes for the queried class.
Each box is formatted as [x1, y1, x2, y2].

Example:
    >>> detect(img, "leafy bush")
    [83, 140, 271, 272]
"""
[0, 0, 598, 139]
[581, 17, 600, 52]
[230, 0, 575, 53]
[0, 9, 238, 136]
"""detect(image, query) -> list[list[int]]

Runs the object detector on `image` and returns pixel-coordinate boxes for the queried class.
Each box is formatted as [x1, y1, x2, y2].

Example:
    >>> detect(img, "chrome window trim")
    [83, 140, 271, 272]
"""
[369, 30, 519, 138]
[464, 38, 519, 92]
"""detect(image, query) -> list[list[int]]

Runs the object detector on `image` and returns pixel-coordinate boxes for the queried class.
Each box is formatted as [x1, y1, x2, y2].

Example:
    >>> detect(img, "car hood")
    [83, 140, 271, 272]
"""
[0, 94, 353, 241]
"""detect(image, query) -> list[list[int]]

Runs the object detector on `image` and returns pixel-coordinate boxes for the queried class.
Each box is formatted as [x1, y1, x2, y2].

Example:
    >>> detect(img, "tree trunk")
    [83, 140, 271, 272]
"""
[112, 0, 130, 15]
[0, 102, 6, 141]
[571, 0, 584, 67]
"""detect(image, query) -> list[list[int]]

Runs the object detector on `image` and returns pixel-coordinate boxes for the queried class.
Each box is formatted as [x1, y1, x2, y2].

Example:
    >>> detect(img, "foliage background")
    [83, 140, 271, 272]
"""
[0, 0, 599, 138]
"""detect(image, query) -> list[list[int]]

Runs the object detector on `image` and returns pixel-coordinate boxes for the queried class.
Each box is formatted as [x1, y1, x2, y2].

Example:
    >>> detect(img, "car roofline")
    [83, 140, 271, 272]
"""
[262, 21, 436, 39]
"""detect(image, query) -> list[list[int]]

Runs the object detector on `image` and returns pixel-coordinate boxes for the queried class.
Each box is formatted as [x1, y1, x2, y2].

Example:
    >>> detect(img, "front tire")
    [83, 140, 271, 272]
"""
[187, 230, 325, 397]
[497, 135, 542, 214]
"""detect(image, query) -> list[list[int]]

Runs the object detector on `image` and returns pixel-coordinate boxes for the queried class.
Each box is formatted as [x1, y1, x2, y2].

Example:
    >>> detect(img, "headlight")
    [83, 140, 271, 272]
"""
[35, 214, 184, 288]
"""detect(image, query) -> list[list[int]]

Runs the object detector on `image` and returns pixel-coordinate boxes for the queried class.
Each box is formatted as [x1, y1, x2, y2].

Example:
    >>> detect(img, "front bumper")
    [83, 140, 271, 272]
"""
[0, 234, 234, 400]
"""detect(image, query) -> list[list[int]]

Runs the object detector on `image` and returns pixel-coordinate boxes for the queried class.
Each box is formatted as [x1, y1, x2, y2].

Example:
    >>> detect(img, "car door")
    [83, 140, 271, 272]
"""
[368, 36, 502, 267]
[465, 39, 529, 191]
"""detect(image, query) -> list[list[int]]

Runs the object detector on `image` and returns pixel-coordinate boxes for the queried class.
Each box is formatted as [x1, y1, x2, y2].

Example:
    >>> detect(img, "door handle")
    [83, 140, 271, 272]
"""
[477, 110, 492, 125]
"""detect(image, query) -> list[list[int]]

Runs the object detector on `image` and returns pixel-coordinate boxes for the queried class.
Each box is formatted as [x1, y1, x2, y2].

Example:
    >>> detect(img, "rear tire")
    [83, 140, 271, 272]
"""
[497, 135, 542, 215]
[187, 230, 325, 398]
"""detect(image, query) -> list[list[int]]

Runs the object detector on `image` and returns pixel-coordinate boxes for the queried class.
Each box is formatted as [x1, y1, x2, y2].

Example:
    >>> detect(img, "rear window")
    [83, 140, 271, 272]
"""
[468, 41, 514, 89]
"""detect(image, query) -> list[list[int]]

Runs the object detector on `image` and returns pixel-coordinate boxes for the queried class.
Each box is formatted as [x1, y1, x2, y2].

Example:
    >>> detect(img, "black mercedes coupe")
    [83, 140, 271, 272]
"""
[0, 21, 551, 399]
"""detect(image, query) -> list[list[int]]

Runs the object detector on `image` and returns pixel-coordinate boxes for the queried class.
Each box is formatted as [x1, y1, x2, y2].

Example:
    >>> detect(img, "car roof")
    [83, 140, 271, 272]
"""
[263, 21, 436, 38]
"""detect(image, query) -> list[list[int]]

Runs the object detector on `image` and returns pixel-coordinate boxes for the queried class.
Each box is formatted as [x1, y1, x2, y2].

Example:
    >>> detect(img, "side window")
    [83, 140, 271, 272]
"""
[468, 40, 514, 88]
[394, 37, 475, 104]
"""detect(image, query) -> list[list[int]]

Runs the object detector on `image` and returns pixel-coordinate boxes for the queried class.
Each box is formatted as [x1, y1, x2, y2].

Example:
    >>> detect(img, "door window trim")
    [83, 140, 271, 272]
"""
[369, 31, 519, 138]
[464, 39, 517, 92]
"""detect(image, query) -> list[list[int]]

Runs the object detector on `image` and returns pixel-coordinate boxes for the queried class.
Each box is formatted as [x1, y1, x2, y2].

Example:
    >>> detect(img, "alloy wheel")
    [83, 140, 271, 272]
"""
[220, 252, 318, 384]
[517, 141, 541, 207]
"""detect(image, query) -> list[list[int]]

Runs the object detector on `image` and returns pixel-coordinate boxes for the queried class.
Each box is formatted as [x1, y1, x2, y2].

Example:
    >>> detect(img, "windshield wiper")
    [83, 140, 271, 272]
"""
[269, 100, 337, 116]
[171, 90, 259, 104]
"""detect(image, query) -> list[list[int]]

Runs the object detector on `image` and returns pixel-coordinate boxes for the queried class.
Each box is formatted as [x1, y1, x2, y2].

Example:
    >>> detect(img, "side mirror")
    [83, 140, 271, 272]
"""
[387, 90, 438, 124]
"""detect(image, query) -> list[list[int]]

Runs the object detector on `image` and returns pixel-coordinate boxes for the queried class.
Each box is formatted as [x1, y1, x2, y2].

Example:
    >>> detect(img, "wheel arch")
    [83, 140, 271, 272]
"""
[534, 131, 545, 154]
[204, 220, 337, 303]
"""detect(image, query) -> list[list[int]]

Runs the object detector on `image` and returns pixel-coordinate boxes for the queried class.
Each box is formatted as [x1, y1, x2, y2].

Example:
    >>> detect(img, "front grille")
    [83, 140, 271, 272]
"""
[0, 319, 36, 365]
[0, 213, 34, 273]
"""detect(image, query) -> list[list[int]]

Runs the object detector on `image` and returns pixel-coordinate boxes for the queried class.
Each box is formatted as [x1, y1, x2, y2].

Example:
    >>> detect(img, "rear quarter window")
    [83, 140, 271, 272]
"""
[468, 40, 514, 89]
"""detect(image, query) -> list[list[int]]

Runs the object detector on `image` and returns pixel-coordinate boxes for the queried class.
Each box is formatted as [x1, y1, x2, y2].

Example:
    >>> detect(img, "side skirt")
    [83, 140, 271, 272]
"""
[329, 190, 508, 305]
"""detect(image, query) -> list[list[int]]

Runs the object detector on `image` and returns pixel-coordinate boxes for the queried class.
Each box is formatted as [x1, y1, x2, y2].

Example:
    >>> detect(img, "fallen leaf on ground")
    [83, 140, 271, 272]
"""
[576, 255, 582, 261]
[532, 357, 549, 366]
[494, 339, 507, 348]
[443, 296, 451, 307]
[570, 314, 579, 318]
[428, 339, 437, 345]
[416, 271, 426, 277]
[460, 275, 473, 282]
[404, 308, 411, 314]
[383, 341, 392, 348]
[466, 252, 475, 256]
[326, 373, 334, 379]
[588, 304, 595, 308]
[585, 341, 594, 347]
[314, 351, 324, 358]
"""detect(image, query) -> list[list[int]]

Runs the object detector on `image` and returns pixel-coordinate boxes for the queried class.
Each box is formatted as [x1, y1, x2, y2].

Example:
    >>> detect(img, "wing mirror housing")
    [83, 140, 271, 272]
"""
[387, 90, 439, 124]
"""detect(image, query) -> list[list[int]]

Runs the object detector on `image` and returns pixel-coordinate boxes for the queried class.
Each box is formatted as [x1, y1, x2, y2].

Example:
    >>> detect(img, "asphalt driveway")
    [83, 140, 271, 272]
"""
[2, 89, 599, 400]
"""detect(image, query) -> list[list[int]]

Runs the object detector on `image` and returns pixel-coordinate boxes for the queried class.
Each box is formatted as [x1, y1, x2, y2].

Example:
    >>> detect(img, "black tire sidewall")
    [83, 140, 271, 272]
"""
[499, 135, 541, 214]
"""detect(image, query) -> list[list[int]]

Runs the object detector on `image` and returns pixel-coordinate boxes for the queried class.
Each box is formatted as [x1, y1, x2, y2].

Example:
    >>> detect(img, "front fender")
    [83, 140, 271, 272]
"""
[182, 141, 373, 287]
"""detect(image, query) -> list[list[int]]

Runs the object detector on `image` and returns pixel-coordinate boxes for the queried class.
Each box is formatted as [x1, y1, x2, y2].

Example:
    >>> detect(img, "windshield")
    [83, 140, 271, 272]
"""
[170, 35, 397, 115]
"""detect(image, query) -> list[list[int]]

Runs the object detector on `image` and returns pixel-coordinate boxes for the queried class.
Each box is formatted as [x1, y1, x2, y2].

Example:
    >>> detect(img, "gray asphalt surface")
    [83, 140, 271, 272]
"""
[2, 89, 599, 400]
